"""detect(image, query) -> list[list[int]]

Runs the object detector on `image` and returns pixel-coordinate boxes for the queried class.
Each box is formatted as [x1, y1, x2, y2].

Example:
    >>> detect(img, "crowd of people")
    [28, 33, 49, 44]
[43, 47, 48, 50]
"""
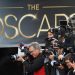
[16, 29, 75, 75]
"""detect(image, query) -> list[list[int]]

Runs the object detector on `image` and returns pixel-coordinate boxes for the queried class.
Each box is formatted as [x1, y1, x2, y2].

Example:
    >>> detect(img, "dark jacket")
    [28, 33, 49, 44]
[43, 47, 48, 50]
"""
[23, 54, 45, 75]
[45, 61, 56, 75]
[68, 69, 75, 75]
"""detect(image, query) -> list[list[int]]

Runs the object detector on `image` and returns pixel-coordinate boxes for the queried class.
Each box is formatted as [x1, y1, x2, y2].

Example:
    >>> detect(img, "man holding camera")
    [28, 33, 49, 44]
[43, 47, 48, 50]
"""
[17, 42, 46, 75]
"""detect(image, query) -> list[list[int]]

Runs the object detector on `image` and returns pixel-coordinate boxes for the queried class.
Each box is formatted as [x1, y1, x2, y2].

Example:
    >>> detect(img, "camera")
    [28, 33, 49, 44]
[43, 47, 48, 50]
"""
[53, 59, 64, 66]
[11, 43, 30, 60]
[52, 20, 73, 38]
[67, 47, 74, 53]
[43, 47, 54, 58]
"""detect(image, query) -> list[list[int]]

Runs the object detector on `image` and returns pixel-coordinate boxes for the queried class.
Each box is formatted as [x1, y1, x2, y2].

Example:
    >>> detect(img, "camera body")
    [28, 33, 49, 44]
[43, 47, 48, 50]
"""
[11, 46, 30, 60]
[53, 59, 64, 66]
[43, 47, 54, 58]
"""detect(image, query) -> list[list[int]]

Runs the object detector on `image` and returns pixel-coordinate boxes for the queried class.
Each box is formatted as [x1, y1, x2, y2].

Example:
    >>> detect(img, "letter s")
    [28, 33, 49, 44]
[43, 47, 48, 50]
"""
[4, 14, 18, 39]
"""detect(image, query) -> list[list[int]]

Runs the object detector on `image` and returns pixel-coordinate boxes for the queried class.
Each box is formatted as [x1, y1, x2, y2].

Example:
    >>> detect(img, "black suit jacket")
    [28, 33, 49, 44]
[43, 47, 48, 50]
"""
[23, 54, 45, 75]
[68, 69, 75, 75]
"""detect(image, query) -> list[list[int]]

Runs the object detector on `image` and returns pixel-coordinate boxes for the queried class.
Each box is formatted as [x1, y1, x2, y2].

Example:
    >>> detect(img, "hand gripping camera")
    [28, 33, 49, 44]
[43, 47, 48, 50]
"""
[11, 43, 30, 60]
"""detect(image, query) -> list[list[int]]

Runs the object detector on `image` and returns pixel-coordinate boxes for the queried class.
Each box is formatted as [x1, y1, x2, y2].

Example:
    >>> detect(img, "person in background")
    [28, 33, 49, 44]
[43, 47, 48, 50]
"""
[64, 53, 75, 75]
[45, 28, 58, 49]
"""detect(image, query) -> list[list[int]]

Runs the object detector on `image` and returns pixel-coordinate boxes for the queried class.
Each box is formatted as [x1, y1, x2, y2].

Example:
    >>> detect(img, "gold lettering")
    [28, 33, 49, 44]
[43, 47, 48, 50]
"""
[28, 4, 39, 10]
[0, 18, 4, 35]
[18, 14, 37, 38]
[55, 14, 68, 28]
[4, 14, 18, 39]
[37, 14, 50, 37]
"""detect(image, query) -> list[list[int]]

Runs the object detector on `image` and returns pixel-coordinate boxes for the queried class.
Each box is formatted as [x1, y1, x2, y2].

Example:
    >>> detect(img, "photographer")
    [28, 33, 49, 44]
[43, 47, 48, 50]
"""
[45, 28, 57, 49]
[17, 42, 46, 75]
[64, 53, 75, 75]
[47, 44, 67, 75]
[48, 51, 57, 75]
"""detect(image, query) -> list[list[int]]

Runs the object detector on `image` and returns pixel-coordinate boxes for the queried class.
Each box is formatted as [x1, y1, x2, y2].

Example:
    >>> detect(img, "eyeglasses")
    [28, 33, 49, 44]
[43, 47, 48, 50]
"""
[29, 50, 34, 54]
[65, 61, 70, 64]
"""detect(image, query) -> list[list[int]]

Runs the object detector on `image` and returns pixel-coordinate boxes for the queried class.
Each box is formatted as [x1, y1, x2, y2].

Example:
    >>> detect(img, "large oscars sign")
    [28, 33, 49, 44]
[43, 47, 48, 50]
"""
[0, 0, 75, 46]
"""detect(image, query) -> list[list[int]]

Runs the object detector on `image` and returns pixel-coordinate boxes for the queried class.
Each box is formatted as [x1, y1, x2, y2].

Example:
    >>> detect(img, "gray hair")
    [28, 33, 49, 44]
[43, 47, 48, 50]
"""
[29, 42, 41, 50]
